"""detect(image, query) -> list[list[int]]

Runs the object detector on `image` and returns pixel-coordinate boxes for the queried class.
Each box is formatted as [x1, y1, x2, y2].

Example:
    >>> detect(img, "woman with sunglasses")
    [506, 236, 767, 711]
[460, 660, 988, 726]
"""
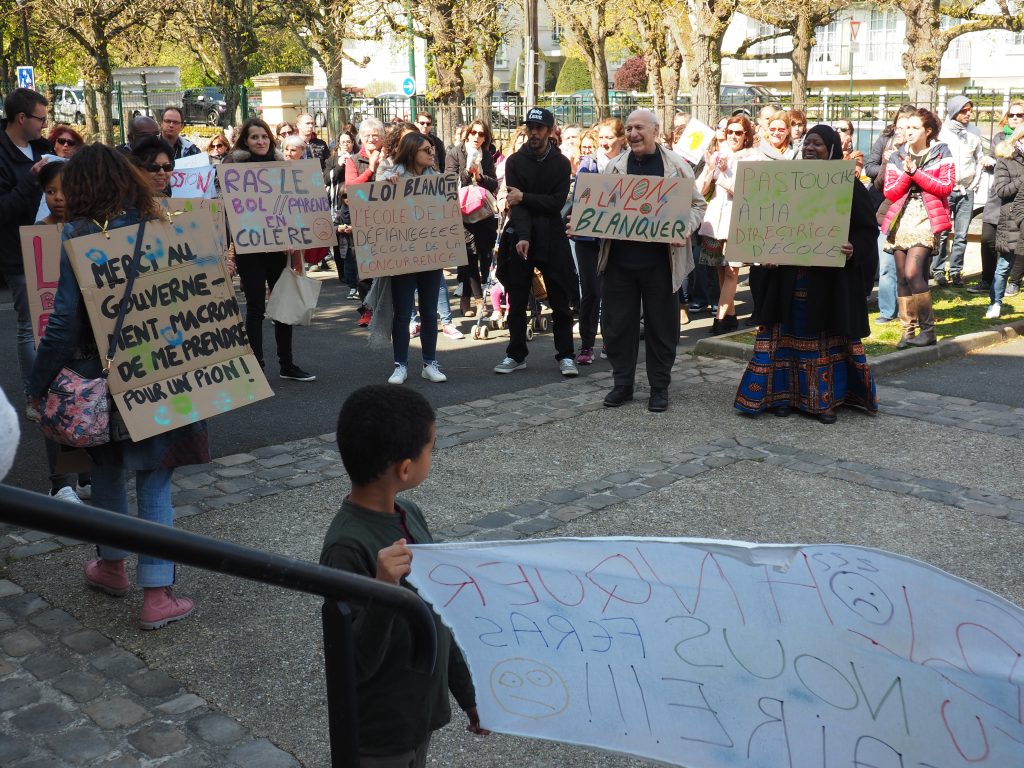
[130, 136, 175, 197]
[997, 101, 1024, 142]
[736, 125, 879, 424]
[446, 119, 499, 318]
[758, 110, 797, 160]
[697, 114, 761, 334]
[275, 122, 296, 143]
[47, 125, 83, 159]
[206, 132, 230, 164]
[834, 119, 865, 177]
[223, 118, 316, 382]
[788, 109, 807, 154]
[370, 132, 449, 384]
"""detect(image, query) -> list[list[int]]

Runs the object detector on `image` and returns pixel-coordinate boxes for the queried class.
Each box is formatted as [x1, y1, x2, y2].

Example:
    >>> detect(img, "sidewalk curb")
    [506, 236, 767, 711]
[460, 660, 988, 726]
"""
[692, 318, 1024, 375]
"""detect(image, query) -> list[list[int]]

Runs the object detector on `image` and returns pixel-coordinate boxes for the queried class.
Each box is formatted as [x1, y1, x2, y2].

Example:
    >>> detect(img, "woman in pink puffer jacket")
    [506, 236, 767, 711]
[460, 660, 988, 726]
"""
[882, 107, 955, 348]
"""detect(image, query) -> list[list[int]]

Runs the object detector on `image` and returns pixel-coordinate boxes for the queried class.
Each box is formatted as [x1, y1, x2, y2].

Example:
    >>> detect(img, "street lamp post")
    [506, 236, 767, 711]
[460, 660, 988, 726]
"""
[17, 0, 31, 67]
[524, 0, 538, 105]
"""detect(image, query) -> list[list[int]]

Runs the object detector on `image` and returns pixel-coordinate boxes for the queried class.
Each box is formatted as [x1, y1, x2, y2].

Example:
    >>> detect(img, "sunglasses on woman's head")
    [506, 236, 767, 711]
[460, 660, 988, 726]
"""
[145, 162, 174, 173]
[56, 137, 77, 147]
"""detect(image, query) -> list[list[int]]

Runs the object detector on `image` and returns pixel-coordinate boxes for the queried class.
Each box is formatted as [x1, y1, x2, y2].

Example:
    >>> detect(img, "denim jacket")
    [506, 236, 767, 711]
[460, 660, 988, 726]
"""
[30, 209, 209, 469]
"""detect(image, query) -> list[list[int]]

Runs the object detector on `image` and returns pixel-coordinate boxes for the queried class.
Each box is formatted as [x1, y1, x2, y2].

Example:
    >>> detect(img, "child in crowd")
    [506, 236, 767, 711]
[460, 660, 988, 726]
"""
[321, 385, 488, 764]
[37, 160, 65, 225]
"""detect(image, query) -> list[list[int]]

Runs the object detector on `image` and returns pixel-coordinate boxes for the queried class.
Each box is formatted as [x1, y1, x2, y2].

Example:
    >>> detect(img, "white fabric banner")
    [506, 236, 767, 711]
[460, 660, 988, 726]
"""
[408, 537, 1024, 768]
[171, 154, 216, 199]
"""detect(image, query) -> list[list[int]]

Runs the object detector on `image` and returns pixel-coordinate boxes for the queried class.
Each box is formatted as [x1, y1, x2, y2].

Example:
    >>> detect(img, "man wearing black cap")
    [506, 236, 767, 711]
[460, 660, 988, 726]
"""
[494, 107, 578, 377]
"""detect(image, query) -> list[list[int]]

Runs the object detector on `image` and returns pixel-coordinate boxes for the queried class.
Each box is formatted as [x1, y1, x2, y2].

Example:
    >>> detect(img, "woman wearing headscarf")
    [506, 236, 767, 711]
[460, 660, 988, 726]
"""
[735, 125, 879, 425]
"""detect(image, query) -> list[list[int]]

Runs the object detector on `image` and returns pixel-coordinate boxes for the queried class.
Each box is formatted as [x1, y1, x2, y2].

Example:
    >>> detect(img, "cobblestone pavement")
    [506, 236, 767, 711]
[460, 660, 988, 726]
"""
[2, 354, 1022, 767]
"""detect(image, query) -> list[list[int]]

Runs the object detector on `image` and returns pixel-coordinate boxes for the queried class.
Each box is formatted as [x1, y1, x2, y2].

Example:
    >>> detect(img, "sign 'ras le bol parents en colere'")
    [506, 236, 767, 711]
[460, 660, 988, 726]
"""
[217, 159, 338, 254]
[408, 537, 1024, 768]
[568, 174, 694, 245]
[348, 172, 468, 279]
[64, 211, 273, 441]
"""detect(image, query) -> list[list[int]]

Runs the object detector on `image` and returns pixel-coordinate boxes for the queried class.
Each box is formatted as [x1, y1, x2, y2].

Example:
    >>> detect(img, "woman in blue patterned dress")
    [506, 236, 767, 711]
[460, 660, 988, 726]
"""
[734, 125, 879, 424]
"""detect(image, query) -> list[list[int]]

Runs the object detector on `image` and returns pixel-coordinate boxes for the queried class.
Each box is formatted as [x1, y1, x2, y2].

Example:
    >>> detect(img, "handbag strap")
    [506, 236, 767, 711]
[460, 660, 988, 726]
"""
[103, 219, 148, 375]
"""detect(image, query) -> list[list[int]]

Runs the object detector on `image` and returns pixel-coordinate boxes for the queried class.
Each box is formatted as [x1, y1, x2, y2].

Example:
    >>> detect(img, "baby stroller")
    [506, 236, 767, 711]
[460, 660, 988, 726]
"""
[472, 214, 551, 340]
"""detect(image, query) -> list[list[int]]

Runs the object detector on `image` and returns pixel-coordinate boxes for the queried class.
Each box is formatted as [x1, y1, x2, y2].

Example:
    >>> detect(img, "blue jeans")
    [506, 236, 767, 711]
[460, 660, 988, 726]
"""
[877, 234, 897, 319]
[436, 274, 453, 325]
[92, 466, 177, 587]
[8, 274, 36, 398]
[392, 271, 441, 365]
[932, 190, 973, 278]
[991, 252, 1014, 305]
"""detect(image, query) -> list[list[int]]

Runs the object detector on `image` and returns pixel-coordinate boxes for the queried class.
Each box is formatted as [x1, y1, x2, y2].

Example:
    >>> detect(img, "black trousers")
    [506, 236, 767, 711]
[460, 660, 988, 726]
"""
[236, 251, 293, 369]
[602, 259, 679, 390]
[980, 222, 997, 285]
[575, 240, 602, 349]
[460, 218, 498, 299]
[504, 260, 575, 363]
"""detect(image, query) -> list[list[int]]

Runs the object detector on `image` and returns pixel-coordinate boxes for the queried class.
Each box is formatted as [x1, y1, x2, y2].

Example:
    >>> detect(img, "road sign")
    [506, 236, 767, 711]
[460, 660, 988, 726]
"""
[402, 77, 416, 97]
[16, 66, 35, 90]
[849, 20, 862, 41]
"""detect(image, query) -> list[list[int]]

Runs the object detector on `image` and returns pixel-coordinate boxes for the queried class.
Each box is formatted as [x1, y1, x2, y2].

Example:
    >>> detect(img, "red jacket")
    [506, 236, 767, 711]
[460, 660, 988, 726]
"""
[881, 142, 956, 234]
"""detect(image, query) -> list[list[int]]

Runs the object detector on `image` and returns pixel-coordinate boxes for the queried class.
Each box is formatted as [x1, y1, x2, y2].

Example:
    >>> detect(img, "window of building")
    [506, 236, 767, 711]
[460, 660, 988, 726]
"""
[551, 21, 562, 43]
[495, 42, 509, 70]
[813, 20, 840, 63]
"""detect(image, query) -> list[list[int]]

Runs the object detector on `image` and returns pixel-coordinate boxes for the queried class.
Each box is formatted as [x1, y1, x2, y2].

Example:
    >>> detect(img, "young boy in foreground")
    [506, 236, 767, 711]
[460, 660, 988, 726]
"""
[321, 385, 488, 766]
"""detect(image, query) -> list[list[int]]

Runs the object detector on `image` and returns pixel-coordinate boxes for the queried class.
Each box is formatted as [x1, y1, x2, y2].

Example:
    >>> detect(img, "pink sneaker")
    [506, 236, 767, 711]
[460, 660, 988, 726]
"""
[140, 587, 195, 630]
[442, 324, 464, 339]
[575, 347, 595, 365]
[84, 559, 130, 597]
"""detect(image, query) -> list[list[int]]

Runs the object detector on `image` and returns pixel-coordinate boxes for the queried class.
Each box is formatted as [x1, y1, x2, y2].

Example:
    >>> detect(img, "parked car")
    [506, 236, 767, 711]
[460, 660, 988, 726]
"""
[180, 88, 230, 126]
[718, 84, 779, 112]
[306, 89, 328, 127]
[551, 90, 632, 126]
[53, 85, 87, 125]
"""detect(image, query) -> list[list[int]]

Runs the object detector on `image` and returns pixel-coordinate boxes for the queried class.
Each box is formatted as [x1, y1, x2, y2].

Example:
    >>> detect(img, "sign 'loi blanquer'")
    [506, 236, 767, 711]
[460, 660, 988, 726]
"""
[568, 174, 694, 244]
[64, 212, 273, 440]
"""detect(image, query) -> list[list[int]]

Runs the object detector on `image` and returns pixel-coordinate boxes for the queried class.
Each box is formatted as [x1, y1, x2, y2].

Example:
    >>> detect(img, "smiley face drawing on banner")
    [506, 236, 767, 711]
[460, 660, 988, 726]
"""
[676, 117, 714, 164]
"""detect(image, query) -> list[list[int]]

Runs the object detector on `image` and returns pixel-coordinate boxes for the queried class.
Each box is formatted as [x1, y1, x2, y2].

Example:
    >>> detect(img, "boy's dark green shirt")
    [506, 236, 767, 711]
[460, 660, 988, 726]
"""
[320, 497, 476, 755]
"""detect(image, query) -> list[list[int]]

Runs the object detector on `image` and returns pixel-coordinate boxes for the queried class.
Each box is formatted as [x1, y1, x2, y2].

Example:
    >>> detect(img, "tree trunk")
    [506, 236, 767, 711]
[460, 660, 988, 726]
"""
[588, 40, 610, 119]
[663, 34, 682, 118]
[326, 75, 347, 135]
[690, 31, 725, 124]
[220, 44, 248, 125]
[790, 12, 813, 111]
[472, 51, 496, 123]
[902, 0, 943, 108]
[646, 55, 668, 136]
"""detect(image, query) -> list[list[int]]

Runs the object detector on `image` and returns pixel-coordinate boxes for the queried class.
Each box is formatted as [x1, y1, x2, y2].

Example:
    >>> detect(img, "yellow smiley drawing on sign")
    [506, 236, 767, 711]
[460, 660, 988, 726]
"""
[688, 130, 706, 151]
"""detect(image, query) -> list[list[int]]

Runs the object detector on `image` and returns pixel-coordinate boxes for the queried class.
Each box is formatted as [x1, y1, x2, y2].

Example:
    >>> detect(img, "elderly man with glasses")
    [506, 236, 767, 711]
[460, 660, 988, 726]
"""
[0, 88, 54, 420]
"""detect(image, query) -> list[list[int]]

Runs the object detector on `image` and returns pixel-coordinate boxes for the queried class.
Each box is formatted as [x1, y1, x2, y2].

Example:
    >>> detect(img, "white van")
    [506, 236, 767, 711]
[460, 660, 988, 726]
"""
[53, 86, 87, 124]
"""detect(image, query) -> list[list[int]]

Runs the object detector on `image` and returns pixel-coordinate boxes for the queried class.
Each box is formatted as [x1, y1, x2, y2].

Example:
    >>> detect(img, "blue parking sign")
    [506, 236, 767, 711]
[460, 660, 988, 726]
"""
[17, 66, 34, 90]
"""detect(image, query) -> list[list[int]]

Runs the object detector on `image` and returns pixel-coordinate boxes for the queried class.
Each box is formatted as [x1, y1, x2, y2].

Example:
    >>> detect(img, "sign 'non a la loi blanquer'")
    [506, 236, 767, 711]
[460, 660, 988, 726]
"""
[64, 212, 273, 441]
[568, 174, 694, 244]
[725, 159, 857, 267]
[217, 159, 337, 254]
[409, 537, 1024, 768]
[348, 172, 468, 279]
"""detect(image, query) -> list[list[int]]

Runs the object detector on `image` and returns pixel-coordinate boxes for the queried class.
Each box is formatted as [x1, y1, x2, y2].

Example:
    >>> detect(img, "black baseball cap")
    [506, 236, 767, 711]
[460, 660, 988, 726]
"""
[523, 107, 555, 128]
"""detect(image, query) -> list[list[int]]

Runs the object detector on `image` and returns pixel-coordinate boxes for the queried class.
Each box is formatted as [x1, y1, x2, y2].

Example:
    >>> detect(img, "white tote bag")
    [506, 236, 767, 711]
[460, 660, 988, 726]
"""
[266, 269, 321, 326]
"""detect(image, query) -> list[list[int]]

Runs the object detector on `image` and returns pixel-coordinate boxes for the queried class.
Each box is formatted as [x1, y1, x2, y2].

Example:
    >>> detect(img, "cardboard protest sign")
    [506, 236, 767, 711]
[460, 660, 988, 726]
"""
[18, 224, 62, 345]
[170, 154, 216, 199]
[674, 117, 714, 164]
[568, 174, 694, 245]
[726, 159, 856, 267]
[409, 537, 1024, 768]
[348, 172, 468, 278]
[161, 198, 228, 256]
[217, 159, 337, 254]
[63, 212, 273, 441]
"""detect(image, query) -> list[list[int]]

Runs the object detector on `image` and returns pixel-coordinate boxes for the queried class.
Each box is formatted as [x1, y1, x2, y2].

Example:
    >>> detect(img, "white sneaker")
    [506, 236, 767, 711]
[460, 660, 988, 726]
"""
[442, 324, 464, 339]
[421, 361, 448, 382]
[53, 486, 83, 505]
[494, 357, 526, 374]
[76, 483, 92, 500]
[559, 358, 579, 377]
[387, 364, 408, 384]
[985, 303, 1001, 319]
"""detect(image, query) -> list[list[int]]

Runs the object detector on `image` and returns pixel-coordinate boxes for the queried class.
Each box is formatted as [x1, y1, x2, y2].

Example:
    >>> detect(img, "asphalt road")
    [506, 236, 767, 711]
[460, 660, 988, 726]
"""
[881, 337, 1024, 408]
[0, 268, 753, 492]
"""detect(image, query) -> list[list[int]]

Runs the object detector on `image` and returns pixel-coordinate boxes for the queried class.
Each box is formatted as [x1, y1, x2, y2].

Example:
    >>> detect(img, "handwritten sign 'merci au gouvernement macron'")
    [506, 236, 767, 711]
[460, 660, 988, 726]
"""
[64, 212, 273, 441]
[408, 537, 1024, 768]
[568, 174, 694, 244]
[217, 159, 337, 254]
[726, 160, 856, 267]
[348, 173, 468, 279]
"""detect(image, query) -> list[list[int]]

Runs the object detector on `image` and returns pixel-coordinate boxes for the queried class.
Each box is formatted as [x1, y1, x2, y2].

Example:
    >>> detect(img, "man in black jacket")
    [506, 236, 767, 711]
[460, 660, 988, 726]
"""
[1, 88, 53, 417]
[416, 112, 446, 170]
[494, 107, 578, 377]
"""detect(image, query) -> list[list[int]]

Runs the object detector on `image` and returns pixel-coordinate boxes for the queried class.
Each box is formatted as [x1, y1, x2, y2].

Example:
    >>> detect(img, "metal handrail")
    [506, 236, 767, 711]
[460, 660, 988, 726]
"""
[0, 484, 437, 767]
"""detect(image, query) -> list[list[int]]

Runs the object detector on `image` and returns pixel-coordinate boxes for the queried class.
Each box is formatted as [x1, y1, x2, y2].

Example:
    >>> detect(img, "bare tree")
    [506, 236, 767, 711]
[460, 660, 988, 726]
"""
[466, 0, 512, 122]
[628, 6, 683, 132]
[727, 1, 850, 111]
[882, 0, 1024, 105]
[546, 0, 623, 118]
[36, 0, 166, 142]
[665, 0, 740, 124]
